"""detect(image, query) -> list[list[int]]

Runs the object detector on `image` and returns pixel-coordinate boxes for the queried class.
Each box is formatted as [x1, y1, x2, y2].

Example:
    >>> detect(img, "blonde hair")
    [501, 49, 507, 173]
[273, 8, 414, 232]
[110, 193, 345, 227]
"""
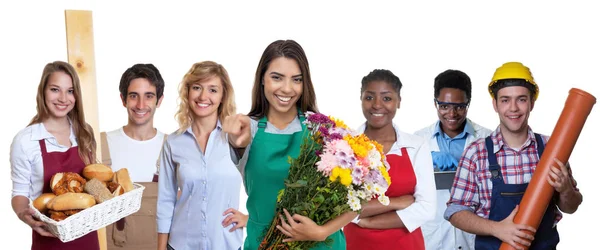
[175, 61, 236, 134]
[29, 61, 97, 165]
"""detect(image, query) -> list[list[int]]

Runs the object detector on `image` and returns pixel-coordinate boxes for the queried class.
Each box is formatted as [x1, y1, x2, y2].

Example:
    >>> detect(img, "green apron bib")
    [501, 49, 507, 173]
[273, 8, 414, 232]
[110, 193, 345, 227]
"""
[244, 115, 346, 250]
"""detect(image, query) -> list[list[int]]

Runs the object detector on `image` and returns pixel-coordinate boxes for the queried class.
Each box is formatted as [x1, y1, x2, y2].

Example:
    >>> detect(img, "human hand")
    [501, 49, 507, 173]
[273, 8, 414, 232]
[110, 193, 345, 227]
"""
[276, 209, 326, 242]
[223, 114, 251, 148]
[431, 151, 459, 171]
[17, 207, 54, 237]
[492, 205, 536, 250]
[222, 208, 248, 232]
[547, 158, 574, 194]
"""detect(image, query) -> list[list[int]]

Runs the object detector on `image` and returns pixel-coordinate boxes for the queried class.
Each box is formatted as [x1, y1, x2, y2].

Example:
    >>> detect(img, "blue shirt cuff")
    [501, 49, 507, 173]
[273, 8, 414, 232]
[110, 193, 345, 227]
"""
[444, 204, 474, 221]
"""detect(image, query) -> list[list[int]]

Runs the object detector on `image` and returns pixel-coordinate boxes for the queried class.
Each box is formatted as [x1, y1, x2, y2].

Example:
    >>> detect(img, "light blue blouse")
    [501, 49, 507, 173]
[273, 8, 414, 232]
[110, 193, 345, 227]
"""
[157, 122, 243, 250]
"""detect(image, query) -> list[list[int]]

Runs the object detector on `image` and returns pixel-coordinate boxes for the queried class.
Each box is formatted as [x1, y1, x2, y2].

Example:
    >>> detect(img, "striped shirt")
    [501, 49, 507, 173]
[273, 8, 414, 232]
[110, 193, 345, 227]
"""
[444, 126, 577, 225]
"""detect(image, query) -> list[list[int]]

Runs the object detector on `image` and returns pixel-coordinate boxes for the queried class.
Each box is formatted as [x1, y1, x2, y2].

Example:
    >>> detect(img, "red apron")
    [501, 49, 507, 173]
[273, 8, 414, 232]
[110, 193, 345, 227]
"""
[345, 148, 425, 250]
[31, 140, 100, 250]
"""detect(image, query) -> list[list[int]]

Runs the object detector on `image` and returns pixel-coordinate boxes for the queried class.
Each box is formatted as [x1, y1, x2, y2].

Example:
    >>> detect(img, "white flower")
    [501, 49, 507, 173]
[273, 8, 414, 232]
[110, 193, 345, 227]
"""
[368, 148, 381, 169]
[378, 195, 390, 206]
[357, 190, 367, 199]
[350, 201, 362, 211]
[348, 188, 356, 198]
[373, 184, 385, 196]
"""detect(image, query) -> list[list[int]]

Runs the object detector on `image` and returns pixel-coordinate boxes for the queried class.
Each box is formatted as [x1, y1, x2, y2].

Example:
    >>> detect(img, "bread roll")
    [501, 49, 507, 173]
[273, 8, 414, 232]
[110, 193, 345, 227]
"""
[83, 164, 114, 181]
[107, 182, 124, 196]
[32, 193, 56, 213]
[84, 178, 114, 203]
[46, 193, 96, 211]
[114, 168, 134, 193]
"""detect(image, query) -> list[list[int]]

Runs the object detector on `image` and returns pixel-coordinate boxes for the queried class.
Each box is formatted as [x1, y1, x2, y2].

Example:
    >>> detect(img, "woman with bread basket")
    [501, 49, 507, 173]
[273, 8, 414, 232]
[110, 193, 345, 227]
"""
[157, 61, 244, 250]
[10, 61, 101, 250]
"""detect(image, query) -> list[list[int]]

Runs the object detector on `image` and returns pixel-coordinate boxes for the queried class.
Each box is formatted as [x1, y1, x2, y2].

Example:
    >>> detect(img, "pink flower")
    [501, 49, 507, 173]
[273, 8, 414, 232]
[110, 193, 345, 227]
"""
[315, 151, 337, 175]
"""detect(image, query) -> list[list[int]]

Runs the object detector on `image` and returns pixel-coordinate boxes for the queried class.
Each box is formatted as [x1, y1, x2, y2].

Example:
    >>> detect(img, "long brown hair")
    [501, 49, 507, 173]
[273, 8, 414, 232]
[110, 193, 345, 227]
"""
[175, 61, 236, 134]
[248, 40, 318, 119]
[29, 61, 96, 165]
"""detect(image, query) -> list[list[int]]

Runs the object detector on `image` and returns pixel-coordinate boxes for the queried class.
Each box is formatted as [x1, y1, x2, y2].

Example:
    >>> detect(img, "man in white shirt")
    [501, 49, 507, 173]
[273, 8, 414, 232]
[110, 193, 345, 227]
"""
[102, 63, 167, 250]
[415, 69, 492, 250]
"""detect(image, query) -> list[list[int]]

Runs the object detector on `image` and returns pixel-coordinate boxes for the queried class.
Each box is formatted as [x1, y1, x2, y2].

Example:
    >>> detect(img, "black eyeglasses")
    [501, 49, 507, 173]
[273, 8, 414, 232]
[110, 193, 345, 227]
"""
[434, 99, 469, 113]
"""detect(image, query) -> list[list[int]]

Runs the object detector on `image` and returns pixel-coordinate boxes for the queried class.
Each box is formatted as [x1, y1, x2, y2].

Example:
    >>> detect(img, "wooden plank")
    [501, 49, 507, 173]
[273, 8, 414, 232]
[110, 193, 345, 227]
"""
[64, 9, 107, 250]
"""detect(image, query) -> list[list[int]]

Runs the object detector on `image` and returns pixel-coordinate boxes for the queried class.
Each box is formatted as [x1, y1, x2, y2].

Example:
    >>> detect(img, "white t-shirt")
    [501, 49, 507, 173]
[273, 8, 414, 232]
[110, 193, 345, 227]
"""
[105, 127, 166, 182]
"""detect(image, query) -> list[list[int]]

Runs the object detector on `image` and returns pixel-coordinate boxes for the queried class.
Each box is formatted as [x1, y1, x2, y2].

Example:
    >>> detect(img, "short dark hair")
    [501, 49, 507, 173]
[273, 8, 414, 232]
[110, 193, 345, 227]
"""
[490, 78, 537, 100]
[434, 69, 471, 102]
[119, 64, 165, 103]
[360, 69, 402, 96]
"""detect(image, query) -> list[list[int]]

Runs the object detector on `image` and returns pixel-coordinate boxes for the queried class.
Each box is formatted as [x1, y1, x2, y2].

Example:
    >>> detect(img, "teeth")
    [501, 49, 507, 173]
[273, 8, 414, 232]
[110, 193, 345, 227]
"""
[56, 105, 67, 109]
[508, 116, 519, 119]
[135, 111, 147, 115]
[197, 103, 209, 108]
[276, 95, 292, 102]
[372, 113, 384, 117]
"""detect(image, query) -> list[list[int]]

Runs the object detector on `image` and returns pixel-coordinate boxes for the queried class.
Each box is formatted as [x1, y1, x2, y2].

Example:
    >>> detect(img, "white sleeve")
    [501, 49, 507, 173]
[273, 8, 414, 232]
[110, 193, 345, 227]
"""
[395, 140, 437, 232]
[10, 134, 32, 198]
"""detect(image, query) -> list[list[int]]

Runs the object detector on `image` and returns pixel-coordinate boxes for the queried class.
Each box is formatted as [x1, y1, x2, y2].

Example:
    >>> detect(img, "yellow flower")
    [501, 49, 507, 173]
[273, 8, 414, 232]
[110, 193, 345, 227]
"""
[330, 167, 341, 182]
[339, 168, 353, 186]
[344, 134, 373, 158]
[379, 166, 392, 186]
[329, 116, 349, 129]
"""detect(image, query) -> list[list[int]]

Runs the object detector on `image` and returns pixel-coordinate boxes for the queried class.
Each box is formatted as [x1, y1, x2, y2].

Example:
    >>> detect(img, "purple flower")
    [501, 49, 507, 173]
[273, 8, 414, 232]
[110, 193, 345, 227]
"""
[307, 113, 335, 126]
[328, 133, 343, 141]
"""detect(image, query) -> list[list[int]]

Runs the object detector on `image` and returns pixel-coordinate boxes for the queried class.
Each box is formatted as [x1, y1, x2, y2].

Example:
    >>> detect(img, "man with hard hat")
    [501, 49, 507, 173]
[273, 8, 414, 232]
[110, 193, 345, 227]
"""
[443, 62, 583, 250]
[415, 69, 492, 250]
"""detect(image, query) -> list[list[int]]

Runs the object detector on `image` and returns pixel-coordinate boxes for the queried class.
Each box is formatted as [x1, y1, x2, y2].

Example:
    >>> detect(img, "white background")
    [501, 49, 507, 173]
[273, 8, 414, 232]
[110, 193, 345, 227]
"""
[1, 1, 598, 249]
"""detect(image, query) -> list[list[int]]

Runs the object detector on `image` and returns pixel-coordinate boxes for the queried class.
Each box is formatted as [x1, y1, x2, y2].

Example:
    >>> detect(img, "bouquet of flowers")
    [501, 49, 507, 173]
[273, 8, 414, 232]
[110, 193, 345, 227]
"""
[259, 112, 392, 250]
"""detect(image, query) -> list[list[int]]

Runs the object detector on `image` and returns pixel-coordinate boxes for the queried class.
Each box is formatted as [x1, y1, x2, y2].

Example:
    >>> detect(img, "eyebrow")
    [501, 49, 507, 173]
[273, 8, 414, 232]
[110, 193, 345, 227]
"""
[499, 95, 529, 99]
[364, 90, 393, 95]
[269, 72, 303, 78]
[128, 91, 156, 95]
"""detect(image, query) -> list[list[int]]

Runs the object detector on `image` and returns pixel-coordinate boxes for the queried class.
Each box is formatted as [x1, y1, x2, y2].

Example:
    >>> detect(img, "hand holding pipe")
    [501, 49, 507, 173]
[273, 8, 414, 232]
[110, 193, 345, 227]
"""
[499, 88, 596, 250]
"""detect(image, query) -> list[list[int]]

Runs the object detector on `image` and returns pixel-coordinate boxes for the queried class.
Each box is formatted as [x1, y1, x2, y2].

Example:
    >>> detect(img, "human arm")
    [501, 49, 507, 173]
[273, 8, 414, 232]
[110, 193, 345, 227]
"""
[445, 144, 536, 250]
[277, 209, 357, 242]
[157, 233, 168, 250]
[389, 141, 436, 231]
[156, 140, 177, 249]
[223, 114, 252, 156]
[12, 196, 55, 237]
[10, 134, 54, 237]
[222, 208, 249, 232]
[547, 158, 582, 214]
[358, 195, 414, 218]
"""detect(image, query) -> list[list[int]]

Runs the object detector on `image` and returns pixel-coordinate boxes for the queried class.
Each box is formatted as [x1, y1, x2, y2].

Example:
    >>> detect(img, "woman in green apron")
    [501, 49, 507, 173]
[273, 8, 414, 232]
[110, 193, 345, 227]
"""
[224, 40, 356, 250]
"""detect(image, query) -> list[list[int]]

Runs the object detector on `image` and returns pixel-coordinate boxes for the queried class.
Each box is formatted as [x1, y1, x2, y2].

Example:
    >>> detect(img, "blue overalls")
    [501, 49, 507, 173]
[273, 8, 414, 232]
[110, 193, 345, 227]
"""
[475, 134, 559, 250]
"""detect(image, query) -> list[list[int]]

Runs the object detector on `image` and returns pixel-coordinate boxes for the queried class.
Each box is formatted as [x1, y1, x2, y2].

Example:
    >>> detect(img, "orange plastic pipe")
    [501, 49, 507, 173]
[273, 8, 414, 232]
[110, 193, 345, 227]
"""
[500, 88, 596, 250]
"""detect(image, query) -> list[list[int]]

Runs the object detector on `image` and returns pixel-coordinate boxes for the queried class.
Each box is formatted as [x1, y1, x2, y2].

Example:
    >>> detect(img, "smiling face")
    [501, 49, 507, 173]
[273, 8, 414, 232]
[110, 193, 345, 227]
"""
[361, 80, 400, 129]
[263, 57, 303, 118]
[493, 86, 534, 135]
[436, 87, 469, 136]
[188, 76, 223, 120]
[122, 78, 162, 127]
[44, 71, 76, 120]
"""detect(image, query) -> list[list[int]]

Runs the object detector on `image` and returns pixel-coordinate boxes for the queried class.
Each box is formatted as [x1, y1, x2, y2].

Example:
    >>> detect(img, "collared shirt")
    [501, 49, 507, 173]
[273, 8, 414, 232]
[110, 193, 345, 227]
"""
[157, 121, 243, 250]
[357, 123, 437, 232]
[433, 120, 474, 161]
[444, 126, 576, 225]
[11, 122, 78, 199]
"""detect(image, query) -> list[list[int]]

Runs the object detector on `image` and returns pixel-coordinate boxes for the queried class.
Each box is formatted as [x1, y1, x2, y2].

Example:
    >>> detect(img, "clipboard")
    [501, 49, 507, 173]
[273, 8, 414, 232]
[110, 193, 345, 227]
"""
[434, 171, 456, 190]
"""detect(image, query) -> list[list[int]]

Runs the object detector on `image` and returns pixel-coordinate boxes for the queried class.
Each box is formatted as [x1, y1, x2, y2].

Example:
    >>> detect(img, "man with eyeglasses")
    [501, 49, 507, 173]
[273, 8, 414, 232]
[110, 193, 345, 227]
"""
[415, 69, 492, 250]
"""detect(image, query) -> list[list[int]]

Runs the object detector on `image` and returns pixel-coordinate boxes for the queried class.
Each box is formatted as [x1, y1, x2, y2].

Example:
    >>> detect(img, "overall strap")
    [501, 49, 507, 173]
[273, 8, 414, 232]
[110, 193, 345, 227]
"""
[534, 133, 545, 158]
[485, 136, 504, 184]
[257, 109, 306, 130]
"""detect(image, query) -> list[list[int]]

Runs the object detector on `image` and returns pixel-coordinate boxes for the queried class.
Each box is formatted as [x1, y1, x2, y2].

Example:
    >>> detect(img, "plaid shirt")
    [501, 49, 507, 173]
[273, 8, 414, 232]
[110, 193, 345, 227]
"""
[445, 126, 577, 225]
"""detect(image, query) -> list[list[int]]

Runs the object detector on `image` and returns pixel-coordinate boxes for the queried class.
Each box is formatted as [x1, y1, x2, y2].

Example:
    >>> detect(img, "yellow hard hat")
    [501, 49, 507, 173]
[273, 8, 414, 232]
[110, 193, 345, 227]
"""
[488, 62, 539, 100]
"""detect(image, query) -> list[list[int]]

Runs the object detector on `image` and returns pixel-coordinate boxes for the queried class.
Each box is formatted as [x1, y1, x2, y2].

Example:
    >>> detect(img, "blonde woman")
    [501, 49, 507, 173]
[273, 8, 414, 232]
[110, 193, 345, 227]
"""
[10, 61, 99, 250]
[156, 61, 245, 250]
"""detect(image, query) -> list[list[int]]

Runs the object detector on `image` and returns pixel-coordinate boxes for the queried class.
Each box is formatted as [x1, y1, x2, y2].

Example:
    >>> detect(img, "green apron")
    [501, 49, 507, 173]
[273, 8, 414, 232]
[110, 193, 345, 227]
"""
[244, 115, 346, 250]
